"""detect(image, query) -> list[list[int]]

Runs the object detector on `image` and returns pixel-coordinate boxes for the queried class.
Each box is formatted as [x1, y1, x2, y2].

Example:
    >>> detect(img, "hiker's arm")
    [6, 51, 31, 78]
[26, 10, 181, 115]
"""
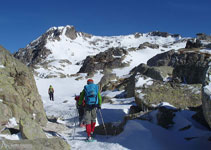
[98, 91, 102, 106]
[78, 90, 85, 105]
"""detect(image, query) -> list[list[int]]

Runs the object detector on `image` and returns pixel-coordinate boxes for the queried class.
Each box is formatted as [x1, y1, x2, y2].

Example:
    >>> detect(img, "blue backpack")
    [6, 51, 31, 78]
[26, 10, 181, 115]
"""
[84, 84, 99, 105]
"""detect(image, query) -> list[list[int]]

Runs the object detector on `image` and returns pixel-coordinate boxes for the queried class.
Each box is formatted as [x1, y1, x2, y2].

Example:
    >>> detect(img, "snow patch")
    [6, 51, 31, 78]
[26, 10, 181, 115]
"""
[6, 118, 18, 128]
[0, 65, 5, 68]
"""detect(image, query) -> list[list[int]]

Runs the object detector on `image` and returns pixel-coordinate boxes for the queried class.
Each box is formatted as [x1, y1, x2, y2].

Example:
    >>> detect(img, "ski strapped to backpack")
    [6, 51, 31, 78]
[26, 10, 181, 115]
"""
[84, 84, 99, 106]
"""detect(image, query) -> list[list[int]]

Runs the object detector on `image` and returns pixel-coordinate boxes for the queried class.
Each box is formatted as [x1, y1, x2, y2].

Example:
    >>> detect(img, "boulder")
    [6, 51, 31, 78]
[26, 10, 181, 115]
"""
[196, 33, 211, 41]
[202, 62, 211, 128]
[150, 31, 170, 37]
[138, 42, 159, 49]
[78, 47, 129, 74]
[147, 50, 210, 84]
[134, 76, 202, 110]
[0, 46, 47, 129]
[185, 39, 202, 49]
[20, 117, 47, 140]
[98, 73, 117, 91]
[0, 138, 70, 150]
[130, 63, 173, 81]
[156, 106, 177, 129]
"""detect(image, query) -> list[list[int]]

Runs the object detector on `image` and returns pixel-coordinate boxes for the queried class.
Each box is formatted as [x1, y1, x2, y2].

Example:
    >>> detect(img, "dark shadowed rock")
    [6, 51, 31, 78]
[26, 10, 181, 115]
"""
[78, 47, 129, 74]
[202, 62, 211, 128]
[185, 39, 202, 49]
[150, 31, 170, 37]
[138, 42, 159, 49]
[157, 106, 177, 129]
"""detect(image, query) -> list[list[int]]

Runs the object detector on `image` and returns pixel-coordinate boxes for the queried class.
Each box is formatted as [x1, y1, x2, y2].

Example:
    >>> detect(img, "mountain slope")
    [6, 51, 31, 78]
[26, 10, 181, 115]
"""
[14, 25, 187, 78]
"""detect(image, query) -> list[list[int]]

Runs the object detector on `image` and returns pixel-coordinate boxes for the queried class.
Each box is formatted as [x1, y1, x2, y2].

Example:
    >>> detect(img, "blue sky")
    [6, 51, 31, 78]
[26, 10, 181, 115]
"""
[0, 0, 210, 53]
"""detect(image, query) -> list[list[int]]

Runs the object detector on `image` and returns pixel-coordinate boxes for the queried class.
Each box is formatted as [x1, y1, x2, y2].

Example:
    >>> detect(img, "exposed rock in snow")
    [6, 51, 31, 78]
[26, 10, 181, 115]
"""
[202, 62, 211, 128]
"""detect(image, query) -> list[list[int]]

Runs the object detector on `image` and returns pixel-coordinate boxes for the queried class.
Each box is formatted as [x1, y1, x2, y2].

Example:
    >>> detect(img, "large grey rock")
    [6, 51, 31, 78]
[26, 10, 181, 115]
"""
[138, 42, 159, 49]
[20, 117, 47, 140]
[0, 46, 47, 129]
[147, 50, 210, 84]
[78, 47, 129, 74]
[202, 62, 211, 128]
[130, 63, 173, 81]
[98, 73, 117, 91]
[131, 74, 202, 110]
[0, 138, 70, 150]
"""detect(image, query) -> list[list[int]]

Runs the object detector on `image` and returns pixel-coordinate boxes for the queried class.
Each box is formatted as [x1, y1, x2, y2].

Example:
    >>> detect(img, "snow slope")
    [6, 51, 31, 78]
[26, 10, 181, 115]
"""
[33, 25, 187, 78]
[6, 26, 210, 149]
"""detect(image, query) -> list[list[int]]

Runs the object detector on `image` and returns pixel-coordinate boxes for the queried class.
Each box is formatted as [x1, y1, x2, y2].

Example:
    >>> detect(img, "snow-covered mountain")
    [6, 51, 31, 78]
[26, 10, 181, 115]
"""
[12, 25, 211, 150]
[14, 25, 187, 78]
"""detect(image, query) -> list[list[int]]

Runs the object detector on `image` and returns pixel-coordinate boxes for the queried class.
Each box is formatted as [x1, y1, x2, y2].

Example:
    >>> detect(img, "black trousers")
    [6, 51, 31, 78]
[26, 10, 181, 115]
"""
[78, 106, 85, 123]
[49, 92, 54, 101]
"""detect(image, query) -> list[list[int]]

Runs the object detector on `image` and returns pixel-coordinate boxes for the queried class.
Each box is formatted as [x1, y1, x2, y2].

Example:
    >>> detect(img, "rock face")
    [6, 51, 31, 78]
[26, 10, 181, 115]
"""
[156, 106, 177, 129]
[134, 78, 202, 110]
[196, 33, 211, 41]
[20, 117, 47, 140]
[150, 31, 180, 38]
[138, 42, 159, 49]
[147, 50, 210, 84]
[0, 138, 70, 150]
[130, 63, 173, 81]
[79, 47, 129, 74]
[185, 39, 202, 49]
[0, 46, 47, 130]
[202, 62, 211, 128]
[14, 25, 80, 66]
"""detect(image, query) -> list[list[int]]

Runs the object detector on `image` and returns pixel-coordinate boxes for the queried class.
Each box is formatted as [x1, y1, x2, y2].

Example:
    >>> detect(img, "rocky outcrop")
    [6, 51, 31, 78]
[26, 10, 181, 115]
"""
[150, 31, 180, 38]
[98, 72, 117, 91]
[134, 79, 202, 110]
[138, 42, 159, 49]
[0, 46, 47, 129]
[147, 50, 210, 84]
[157, 106, 177, 129]
[78, 47, 129, 74]
[185, 39, 202, 49]
[0, 138, 70, 150]
[196, 33, 211, 41]
[130, 63, 173, 81]
[202, 62, 211, 128]
[20, 117, 47, 140]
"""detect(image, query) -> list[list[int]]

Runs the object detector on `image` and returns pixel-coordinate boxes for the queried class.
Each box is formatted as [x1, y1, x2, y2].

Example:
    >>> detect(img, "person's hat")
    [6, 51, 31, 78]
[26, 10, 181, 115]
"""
[87, 79, 94, 84]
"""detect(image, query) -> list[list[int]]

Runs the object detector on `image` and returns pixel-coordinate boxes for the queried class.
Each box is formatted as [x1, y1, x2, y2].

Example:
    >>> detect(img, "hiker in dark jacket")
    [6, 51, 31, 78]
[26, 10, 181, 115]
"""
[75, 94, 86, 127]
[48, 85, 54, 101]
[78, 79, 102, 141]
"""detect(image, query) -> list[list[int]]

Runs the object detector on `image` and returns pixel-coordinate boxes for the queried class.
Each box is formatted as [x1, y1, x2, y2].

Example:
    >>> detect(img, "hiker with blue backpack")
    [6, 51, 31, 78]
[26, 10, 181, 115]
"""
[78, 79, 102, 142]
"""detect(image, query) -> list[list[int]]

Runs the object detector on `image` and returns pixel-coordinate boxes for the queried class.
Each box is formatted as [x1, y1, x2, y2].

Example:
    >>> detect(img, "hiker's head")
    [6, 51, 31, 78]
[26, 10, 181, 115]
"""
[87, 79, 94, 84]
[50, 85, 52, 88]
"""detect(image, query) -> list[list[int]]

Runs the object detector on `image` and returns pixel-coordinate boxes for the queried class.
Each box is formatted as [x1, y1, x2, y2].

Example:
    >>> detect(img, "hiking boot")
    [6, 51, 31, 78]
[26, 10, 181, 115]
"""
[91, 132, 95, 138]
[86, 136, 93, 142]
